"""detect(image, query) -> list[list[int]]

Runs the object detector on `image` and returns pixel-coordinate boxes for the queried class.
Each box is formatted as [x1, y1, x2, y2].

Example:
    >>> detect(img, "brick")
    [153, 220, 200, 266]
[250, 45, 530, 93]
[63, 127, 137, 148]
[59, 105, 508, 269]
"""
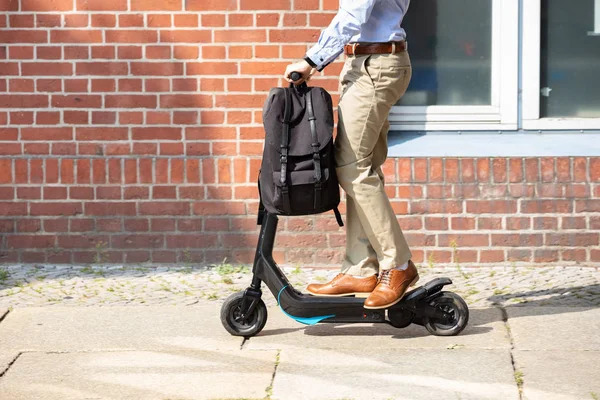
[76, 0, 127, 11]
[106, 95, 157, 108]
[144, 78, 171, 92]
[509, 158, 523, 183]
[533, 217, 558, 230]
[64, 78, 88, 93]
[187, 62, 238, 75]
[556, 157, 571, 182]
[192, 201, 245, 215]
[200, 78, 224, 91]
[426, 159, 442, 183]
[506, 217, 530, 230]
[139, 201, 190, 215]
[146, 46, 172, 59]
[111, 235, 164, 249]
[241, 0, 290, 10]
[52, 95, 102, 108]
[411, 200, 462, 214]
[0, 0, 18, 11]
[451, 217, 476, 231]
[573, 157, 587, 182]
[591, 158, 600, 182]
[106, 30, 158, 43]
[76, 62, 128, 76]
[477, 217, 502, 230]
[524, 159, 539, 181]
[444, 158, 459, 183]
[131, 0, 181, 10]
[540, 157, 555, 182]
[174, 111, 198, 124]
[187, 0, 238, 11]
[239, 61, 289, 75]
[546, 233, 598, 247]
[491, 234, 543, 247]
[165, 234, 217, 248]
[85, 202, 135, 216]
[160, 94, 212, 108]
[76, 127, 127, 141]
[256, 13, 280, 26]
[174, 46, 200, 59]
[23, 0, 73, 11]
[51, 29, 103, 43]
[521, 200, 572, 214]
[21, 62, 72, 76]
[145, 13, 171, 27]
[160, 30, 211, 43]
[64, 14, 89, 27]
[457, 159, 474, 183]
[24, 143, 48, 154]
[466, 200, 517, 214]
[8, 47, 33, 60]
[132, 62, 183, 76]
[310, 12, 335, 26]
[36, 79, 62, 93]
[91, 46, 116, 59]
[0, 30, 47, 43]
[507, 249, 532, 262]
[561, 216, 586, 230]
[229, 13, 254, 27]
[7, 235, 55, 248]
[575, 200, 600, 212]
[424, 217, 448, 231]
[203, 46, 227, 59]
[37, 14, 62, 27]
[30, 202, 82, 216]
[21, 127, 72, 141]
[174, 14, 198, 27]
[9, 15, 34, 28]
[438, 234, 489, 247]
[492, 158, 507, 183]
[132, 127, 181, 141]
[477, 159, 490, 182]
[201, 14, 225, 26]
[561, 249, 587, 262]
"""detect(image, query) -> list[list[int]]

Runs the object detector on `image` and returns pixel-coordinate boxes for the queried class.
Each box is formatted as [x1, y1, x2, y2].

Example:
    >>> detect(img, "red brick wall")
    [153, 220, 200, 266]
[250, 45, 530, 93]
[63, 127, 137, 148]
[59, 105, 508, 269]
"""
[0, 1, 599, 267]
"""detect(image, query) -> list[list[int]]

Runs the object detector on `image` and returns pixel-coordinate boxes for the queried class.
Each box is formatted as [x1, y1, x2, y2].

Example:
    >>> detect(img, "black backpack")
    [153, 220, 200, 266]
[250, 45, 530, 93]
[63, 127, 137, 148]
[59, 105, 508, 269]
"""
[258, 83, 343, 227]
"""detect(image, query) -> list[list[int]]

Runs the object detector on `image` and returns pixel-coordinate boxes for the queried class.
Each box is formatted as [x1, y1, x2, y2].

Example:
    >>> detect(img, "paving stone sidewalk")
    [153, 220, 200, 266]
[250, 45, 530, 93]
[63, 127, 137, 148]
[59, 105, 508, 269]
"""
[1, 264, 599, 308]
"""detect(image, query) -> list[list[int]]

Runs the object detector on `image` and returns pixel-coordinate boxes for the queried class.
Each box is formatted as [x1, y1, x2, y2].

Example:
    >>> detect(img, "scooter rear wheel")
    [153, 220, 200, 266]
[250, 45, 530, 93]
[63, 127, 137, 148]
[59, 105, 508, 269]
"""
[424, 291, 469, 336]
[221, 291, 268, 337]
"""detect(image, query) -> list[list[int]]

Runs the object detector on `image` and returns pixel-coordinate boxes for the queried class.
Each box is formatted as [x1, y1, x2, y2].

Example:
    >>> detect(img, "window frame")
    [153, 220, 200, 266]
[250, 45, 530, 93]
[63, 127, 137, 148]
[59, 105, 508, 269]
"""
[389, 0, 519, 131]
[522, 0, 600, 130]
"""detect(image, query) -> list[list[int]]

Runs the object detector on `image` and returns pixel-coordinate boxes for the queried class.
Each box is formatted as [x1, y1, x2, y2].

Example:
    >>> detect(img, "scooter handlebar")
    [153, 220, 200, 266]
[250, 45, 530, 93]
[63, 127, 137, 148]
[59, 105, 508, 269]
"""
[289, 71, 302, 82]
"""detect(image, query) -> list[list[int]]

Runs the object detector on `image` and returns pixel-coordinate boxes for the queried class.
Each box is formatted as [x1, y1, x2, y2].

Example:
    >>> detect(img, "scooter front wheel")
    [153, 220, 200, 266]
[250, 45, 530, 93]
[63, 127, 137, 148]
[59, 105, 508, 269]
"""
[220, 291, 268, 337]
[424, 292, 469, 336]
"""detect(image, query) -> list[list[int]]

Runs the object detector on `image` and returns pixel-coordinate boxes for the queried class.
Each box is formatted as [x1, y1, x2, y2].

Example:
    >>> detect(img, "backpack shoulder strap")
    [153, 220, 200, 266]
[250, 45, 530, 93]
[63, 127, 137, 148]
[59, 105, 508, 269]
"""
[280, 87, 292, 213]
[306, 89, 323, 209]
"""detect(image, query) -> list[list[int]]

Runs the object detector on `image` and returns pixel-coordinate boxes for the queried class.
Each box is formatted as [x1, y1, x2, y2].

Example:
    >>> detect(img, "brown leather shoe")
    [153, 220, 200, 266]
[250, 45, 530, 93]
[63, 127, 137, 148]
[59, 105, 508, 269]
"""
[363, 260, 419, 309]
[306, 273, 377, 297]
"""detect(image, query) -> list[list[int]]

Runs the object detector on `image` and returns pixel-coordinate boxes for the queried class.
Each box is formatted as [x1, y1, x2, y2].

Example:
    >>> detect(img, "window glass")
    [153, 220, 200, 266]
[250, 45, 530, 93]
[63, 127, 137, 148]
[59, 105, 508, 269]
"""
[541, 0, 600, 118]
[397, 0, 493, 106]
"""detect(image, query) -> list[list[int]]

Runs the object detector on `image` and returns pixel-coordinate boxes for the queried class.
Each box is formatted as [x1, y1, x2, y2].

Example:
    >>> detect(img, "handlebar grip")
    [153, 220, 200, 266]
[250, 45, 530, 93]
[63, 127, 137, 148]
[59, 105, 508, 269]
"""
[290, 72, 302, 82]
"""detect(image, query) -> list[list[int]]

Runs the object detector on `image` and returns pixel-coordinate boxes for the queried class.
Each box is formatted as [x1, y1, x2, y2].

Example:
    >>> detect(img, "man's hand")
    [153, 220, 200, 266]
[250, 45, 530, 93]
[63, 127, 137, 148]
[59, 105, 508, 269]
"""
[284, 60, 315, 85]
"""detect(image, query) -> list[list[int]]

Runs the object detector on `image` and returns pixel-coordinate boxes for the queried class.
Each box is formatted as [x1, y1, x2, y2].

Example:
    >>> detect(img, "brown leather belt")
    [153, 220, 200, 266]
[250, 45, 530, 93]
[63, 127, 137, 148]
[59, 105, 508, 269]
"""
[344, 41, 407, 56]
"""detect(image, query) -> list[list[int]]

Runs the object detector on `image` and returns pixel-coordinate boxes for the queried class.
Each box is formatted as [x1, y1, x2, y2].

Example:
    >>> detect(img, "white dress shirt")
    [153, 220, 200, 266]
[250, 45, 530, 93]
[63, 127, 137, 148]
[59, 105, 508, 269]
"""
[306, 0, 411, 71]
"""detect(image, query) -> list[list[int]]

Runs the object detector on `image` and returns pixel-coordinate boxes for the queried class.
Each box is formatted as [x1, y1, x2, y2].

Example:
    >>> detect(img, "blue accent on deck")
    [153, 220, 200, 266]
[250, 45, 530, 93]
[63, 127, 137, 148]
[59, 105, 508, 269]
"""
[277, 286, 335, 326]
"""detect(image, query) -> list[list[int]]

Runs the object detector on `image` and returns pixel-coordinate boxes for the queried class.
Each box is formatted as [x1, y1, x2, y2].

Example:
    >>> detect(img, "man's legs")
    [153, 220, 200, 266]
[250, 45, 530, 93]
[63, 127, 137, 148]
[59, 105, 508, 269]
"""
[307, 51, 416, 301]
[335, 52, 412, 273]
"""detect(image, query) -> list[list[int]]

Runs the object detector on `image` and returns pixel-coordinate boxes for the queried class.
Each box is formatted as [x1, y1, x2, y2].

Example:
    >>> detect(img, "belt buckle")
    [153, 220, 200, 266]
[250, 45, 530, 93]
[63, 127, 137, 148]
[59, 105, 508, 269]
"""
[391, 42, 396, 55]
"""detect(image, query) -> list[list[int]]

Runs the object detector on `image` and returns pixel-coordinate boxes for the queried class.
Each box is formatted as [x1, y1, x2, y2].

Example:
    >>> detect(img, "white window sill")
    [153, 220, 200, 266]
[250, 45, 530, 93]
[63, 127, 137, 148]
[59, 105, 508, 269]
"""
[388, 132, 600, 157]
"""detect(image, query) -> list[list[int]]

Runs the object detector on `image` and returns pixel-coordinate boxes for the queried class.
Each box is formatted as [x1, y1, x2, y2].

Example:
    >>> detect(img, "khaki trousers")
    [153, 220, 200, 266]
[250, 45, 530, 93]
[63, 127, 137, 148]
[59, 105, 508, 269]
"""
[335, 51, 413, 277]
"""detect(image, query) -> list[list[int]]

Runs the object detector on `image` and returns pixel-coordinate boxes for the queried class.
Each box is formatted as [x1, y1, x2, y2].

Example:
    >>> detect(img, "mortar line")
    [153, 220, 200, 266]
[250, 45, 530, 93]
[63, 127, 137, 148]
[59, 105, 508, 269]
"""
[501, 306, 524, 400]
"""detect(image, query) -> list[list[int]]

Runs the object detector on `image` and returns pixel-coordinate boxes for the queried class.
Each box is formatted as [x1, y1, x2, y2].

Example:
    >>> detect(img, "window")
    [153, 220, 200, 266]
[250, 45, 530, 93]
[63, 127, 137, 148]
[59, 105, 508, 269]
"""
[390, 0, 600, 131]
[523, 0, 600, 129]
[390, 0, 519, 131]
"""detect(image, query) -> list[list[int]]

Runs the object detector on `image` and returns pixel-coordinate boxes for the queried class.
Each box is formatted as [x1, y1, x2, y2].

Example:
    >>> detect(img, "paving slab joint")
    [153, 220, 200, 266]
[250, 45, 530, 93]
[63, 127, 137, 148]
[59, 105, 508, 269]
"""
[0, 308, 10, 325]
[0, 352, 22, 378]
[500, 307, 524, 400]
[264, 349, 281, 400]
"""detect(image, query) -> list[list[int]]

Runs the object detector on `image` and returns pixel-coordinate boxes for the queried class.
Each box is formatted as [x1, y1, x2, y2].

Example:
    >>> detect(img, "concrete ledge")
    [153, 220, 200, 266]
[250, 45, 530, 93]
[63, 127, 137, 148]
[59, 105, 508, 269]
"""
[388, 132, 600, 157]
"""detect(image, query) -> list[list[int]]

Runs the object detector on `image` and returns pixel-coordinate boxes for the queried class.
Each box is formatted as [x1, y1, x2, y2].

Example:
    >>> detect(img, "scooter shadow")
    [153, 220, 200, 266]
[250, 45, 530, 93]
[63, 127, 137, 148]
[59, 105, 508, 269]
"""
[257, 308, 497, 338]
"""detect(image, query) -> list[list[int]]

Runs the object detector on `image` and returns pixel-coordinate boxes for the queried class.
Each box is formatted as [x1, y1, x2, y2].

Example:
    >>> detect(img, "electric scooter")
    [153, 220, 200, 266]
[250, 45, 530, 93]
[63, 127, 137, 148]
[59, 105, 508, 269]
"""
[220, 212, 469, 337]
[220, 72, 469, 337]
